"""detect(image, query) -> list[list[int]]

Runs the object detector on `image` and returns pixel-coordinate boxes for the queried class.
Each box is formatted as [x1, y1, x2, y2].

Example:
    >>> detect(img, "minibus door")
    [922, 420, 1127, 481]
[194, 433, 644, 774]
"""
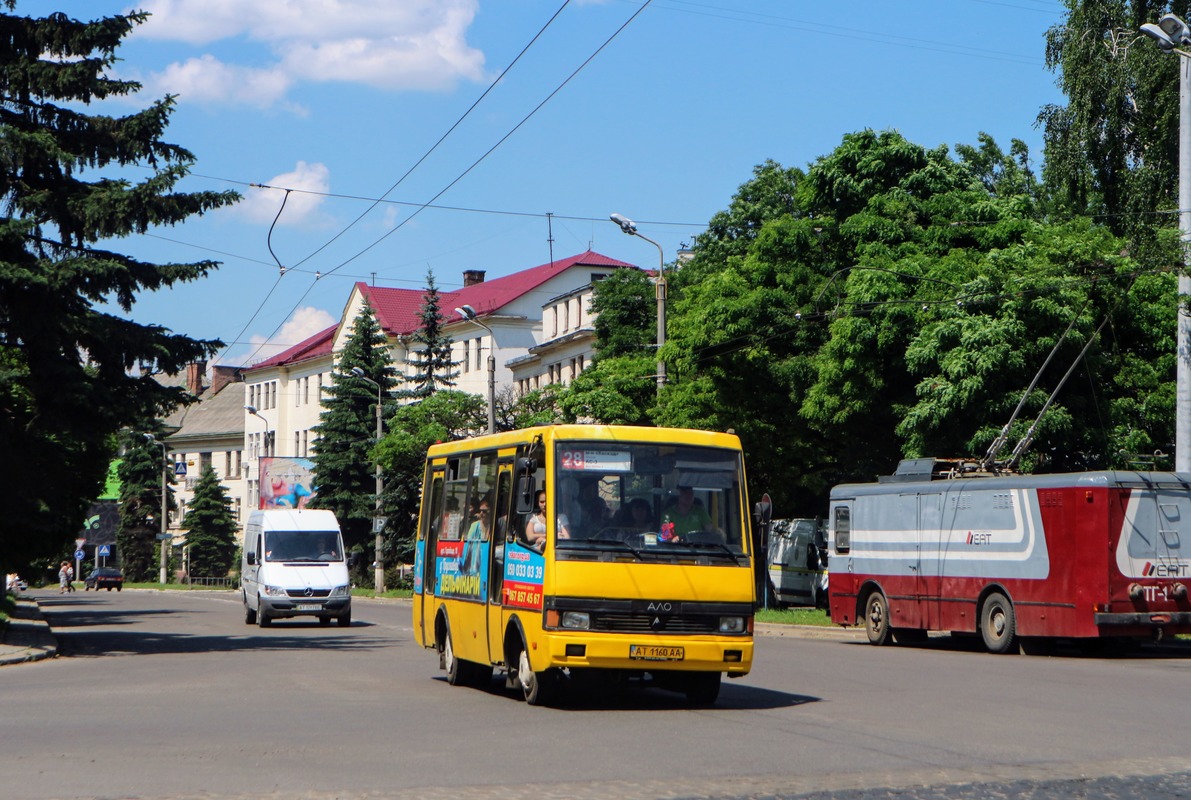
[418, 470, 445, 647]
[486, 461, 515, 663]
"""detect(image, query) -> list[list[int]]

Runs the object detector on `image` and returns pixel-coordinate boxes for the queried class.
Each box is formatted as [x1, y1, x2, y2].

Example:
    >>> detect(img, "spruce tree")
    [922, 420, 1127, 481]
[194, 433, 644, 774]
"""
[116, 429, 174, 582]
[403, 270, 459, 398]
[0, 5, 238, 577]
[183, 465, 237, 578]
[310, 302, 397, 568]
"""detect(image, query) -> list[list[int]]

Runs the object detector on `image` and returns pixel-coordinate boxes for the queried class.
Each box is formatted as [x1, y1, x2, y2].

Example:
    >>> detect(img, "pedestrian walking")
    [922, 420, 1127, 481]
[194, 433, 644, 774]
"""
[65, 562, 76, 592]
[58, 561, 70, 594]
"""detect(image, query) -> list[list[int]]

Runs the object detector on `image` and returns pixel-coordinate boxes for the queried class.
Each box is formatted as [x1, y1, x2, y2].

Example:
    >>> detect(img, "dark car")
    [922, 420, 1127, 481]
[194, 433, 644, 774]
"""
[85, 568, 123, 591]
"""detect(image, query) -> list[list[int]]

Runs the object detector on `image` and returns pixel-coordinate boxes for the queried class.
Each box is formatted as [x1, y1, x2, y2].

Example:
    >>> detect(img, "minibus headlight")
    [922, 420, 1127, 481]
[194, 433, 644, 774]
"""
[718, 616, 745, 633]
[330, 584, 350, 597]
[560, 611, 591, 630]
[262, 584, 288, 597]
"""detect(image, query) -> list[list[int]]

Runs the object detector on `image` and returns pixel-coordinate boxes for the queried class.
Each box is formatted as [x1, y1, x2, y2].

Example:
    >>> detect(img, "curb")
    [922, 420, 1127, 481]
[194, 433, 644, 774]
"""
[0, 596, 58, 666]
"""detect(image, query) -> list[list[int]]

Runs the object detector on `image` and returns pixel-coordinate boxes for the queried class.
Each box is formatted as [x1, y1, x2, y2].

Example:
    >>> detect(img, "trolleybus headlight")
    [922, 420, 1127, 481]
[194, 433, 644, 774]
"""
[718, 616, 746, 633]
[263, 584, 288, 597]
[560, 611, 591, 630]
[330, 584, 350, 597]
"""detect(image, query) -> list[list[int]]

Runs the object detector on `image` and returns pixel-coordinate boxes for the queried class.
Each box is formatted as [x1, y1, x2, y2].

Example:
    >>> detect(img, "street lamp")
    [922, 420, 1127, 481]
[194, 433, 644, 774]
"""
[244, 404, 271, 458]
[1141, 13, 1191, 472]
[351, 367, 386, 593]
[454, 304, 496, 434]
[611, 212, 667, 395]
[144, 434, 168, 584]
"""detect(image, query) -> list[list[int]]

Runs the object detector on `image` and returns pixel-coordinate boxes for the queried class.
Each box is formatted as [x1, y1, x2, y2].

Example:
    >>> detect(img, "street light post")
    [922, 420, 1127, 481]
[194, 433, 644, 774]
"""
[454, 304, 496, 434]
[351, 367, 386, 593]
[611, 213, 667, 395]
[144, 434, 168, 584]
[244, 405, 271, 513]
[1141, 15, 1191, 472]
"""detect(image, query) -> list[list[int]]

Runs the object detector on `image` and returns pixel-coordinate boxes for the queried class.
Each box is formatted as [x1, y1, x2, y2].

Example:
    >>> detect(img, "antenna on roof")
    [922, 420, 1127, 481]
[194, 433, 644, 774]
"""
[546, 212, 555, 268]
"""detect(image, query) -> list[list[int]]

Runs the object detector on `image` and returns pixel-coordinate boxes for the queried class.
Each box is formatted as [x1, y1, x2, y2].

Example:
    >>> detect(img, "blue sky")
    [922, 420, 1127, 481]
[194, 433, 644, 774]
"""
[55, 0, 1068, 367]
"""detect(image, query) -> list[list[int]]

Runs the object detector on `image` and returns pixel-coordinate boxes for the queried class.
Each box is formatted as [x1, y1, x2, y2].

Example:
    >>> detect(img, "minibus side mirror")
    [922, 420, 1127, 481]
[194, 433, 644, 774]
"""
[516, 475, 536, 515]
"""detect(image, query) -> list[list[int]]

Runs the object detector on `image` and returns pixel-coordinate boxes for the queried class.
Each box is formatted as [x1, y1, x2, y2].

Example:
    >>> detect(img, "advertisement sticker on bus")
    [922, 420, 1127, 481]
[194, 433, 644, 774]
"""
[435, 539, 487, 600]
[503, 544, 544, 610]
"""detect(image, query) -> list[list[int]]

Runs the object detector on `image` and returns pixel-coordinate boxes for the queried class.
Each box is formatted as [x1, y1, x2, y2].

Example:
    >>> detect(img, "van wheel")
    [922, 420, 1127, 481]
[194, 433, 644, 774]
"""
[257, 600, 271, 628]
[980, 592, 1017, 654]
[864, 591, 891, 646]
[243, 595, 257, 625]
[517, 640, 554, 706]
[337, 611, 351, 627]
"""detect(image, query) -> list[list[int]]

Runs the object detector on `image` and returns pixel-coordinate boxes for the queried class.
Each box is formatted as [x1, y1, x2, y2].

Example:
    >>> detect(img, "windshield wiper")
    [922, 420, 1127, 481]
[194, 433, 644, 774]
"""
[558, 538, 645, 561]
[684, 541, 744, 561]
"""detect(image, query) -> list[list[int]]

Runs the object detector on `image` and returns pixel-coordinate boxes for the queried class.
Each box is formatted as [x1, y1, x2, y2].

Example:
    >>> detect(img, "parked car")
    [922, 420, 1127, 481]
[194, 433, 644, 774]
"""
[6, 573, 27, 593]
[85, 568, 123, 591]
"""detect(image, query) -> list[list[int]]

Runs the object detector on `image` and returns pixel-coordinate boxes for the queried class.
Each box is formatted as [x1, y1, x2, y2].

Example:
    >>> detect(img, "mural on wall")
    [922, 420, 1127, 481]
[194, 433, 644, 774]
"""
[260, 457, 317, 510]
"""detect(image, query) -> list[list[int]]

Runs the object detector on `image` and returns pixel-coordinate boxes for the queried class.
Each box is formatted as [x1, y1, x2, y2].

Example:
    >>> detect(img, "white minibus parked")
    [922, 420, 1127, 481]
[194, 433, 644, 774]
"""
[241, 509, 351, 627]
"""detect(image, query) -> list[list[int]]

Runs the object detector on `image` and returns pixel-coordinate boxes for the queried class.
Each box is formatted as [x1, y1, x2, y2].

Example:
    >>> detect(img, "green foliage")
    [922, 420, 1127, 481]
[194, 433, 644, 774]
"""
[374, 391, 487, 561]
[558, 355, 657, 425]
[117, 429, 173, 582]
[310, 302, 397, 558]
[183, 465, 238, 578]
[403, 270, 458, 398]
[590, 268, 655, 360]
[0, 6, 238, 574]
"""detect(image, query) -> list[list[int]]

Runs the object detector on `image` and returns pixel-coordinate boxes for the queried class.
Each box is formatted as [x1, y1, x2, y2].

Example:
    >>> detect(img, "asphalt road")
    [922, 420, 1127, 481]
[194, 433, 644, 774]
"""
[2, 589, 1189, 800]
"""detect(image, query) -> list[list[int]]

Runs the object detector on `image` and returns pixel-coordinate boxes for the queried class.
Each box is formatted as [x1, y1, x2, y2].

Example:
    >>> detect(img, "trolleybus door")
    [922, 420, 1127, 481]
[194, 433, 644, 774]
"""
[916, 492, 943, 630]
[1154, 489, 1188, 582]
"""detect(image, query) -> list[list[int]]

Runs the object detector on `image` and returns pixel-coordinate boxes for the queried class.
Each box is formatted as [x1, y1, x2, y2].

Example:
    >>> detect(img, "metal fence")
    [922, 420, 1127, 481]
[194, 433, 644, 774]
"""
[186, 576, 238, 589]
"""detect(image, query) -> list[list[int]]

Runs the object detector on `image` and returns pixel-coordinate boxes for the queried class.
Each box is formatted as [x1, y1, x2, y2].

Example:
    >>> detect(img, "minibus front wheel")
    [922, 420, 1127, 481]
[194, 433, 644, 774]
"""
[515, 637, 556, 706]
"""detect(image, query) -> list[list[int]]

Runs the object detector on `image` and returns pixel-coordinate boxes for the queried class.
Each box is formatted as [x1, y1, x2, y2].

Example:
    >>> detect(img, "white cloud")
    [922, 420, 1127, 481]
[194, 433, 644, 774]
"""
[235, 162, 332, 227]
[244, 305, 337, 365]
[134, 0, 484, 107]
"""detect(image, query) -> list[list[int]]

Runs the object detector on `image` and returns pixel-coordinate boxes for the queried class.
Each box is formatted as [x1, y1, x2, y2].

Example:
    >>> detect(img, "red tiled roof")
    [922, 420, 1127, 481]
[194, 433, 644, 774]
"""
[249, 324, 336, 371]
[247, 250, 635, 372]
[361, 249, 636, 334]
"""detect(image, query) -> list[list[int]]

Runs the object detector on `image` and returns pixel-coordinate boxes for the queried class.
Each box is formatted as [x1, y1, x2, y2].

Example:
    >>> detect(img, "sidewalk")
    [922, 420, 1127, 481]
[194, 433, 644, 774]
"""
[0, 595, 58, 666]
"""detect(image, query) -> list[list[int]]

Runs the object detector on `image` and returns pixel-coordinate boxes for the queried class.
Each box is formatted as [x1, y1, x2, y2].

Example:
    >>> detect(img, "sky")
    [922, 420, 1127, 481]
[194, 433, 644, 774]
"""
[50, 0, 1069, 367]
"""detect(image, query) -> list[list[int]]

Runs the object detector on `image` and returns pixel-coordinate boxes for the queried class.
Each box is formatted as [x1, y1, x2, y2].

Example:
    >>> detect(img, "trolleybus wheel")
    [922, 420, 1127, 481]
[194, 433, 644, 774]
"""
[864, 591, 891, 646]
[980, 591, 1017, 654]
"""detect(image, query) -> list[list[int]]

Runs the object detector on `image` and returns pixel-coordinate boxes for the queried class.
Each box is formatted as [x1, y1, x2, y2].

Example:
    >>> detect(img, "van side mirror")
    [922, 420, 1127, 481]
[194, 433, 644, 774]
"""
[347, 552, 362, 569]
[246, 552, 257, 566]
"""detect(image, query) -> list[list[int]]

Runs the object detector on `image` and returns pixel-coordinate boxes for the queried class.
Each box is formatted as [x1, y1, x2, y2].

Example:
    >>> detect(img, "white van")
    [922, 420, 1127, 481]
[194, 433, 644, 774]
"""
[241, 509, 352, 627]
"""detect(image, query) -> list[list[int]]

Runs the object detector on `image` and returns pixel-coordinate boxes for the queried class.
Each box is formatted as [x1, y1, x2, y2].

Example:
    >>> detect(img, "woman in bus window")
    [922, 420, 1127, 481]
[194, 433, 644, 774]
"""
[525, 490, 570, 551]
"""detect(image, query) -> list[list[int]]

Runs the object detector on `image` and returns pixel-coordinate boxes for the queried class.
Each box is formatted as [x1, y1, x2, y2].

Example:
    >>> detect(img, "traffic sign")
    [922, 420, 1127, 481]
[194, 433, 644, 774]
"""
[74, 549, 85, 561]
[155, 533, 172, 541]
[174, 461, 187, 476]
[98, 544, 111, 557]
[75, 538, 86, 548]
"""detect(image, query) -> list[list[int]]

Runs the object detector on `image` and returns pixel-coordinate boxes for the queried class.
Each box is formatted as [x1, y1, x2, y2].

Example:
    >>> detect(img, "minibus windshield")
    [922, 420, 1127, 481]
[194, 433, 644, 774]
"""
[552, 441, 746, 555]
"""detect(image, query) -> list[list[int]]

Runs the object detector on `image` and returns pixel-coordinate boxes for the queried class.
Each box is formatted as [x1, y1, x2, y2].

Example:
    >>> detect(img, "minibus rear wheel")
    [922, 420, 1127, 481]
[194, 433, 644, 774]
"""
[443, 626, 474, 686]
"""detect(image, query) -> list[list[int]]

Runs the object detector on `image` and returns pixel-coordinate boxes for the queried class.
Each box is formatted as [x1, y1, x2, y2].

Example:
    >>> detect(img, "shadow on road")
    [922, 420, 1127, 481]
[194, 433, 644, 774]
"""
[835, 632, 1191, 659]
[36, 594, 388, 658]
[448, 674, 817, 712]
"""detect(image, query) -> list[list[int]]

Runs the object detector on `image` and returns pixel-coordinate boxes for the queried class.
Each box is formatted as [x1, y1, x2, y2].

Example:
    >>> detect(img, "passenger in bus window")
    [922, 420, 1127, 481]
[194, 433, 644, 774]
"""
[440, 496, 462, 540]
[467, 494, 492, 541]
[662, 486, 713, 539]
[622, 497, 654, 533]
[577, 478, 610, 531]
[525, 490, 570, 551]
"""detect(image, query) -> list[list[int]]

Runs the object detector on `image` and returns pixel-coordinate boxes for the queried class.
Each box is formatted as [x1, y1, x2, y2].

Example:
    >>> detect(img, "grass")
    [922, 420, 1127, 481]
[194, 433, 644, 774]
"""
[755, 606, 834, 626]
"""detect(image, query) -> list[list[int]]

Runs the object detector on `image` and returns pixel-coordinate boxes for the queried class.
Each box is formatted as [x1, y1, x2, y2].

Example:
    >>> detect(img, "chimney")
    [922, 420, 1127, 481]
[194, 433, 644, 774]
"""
[185, 360, 207, 396]
[463, 269, 486, 287]
[210, 365, 243, 395]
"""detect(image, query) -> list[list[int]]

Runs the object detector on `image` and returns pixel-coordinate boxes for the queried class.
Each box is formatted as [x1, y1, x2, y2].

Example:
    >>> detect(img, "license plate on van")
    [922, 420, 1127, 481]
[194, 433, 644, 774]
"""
[297, 603, 320, 611]
[629, 644, 684, 661]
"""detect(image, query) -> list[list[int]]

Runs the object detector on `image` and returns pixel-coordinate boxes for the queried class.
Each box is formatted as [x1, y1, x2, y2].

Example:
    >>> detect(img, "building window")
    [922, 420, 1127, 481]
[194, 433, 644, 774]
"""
[234, 497, 242, 522]
[551, 307, 558, 337]
[475, 337, 483, 371]
[462, 340, 469, 373]
[562, 302, 569, 332]
[576, 297, 583, 328]
[578, 354, 585, 373]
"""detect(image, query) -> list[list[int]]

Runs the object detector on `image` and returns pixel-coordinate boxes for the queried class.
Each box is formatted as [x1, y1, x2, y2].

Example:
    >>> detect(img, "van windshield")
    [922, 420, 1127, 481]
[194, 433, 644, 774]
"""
[263, 530, 343, 562]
